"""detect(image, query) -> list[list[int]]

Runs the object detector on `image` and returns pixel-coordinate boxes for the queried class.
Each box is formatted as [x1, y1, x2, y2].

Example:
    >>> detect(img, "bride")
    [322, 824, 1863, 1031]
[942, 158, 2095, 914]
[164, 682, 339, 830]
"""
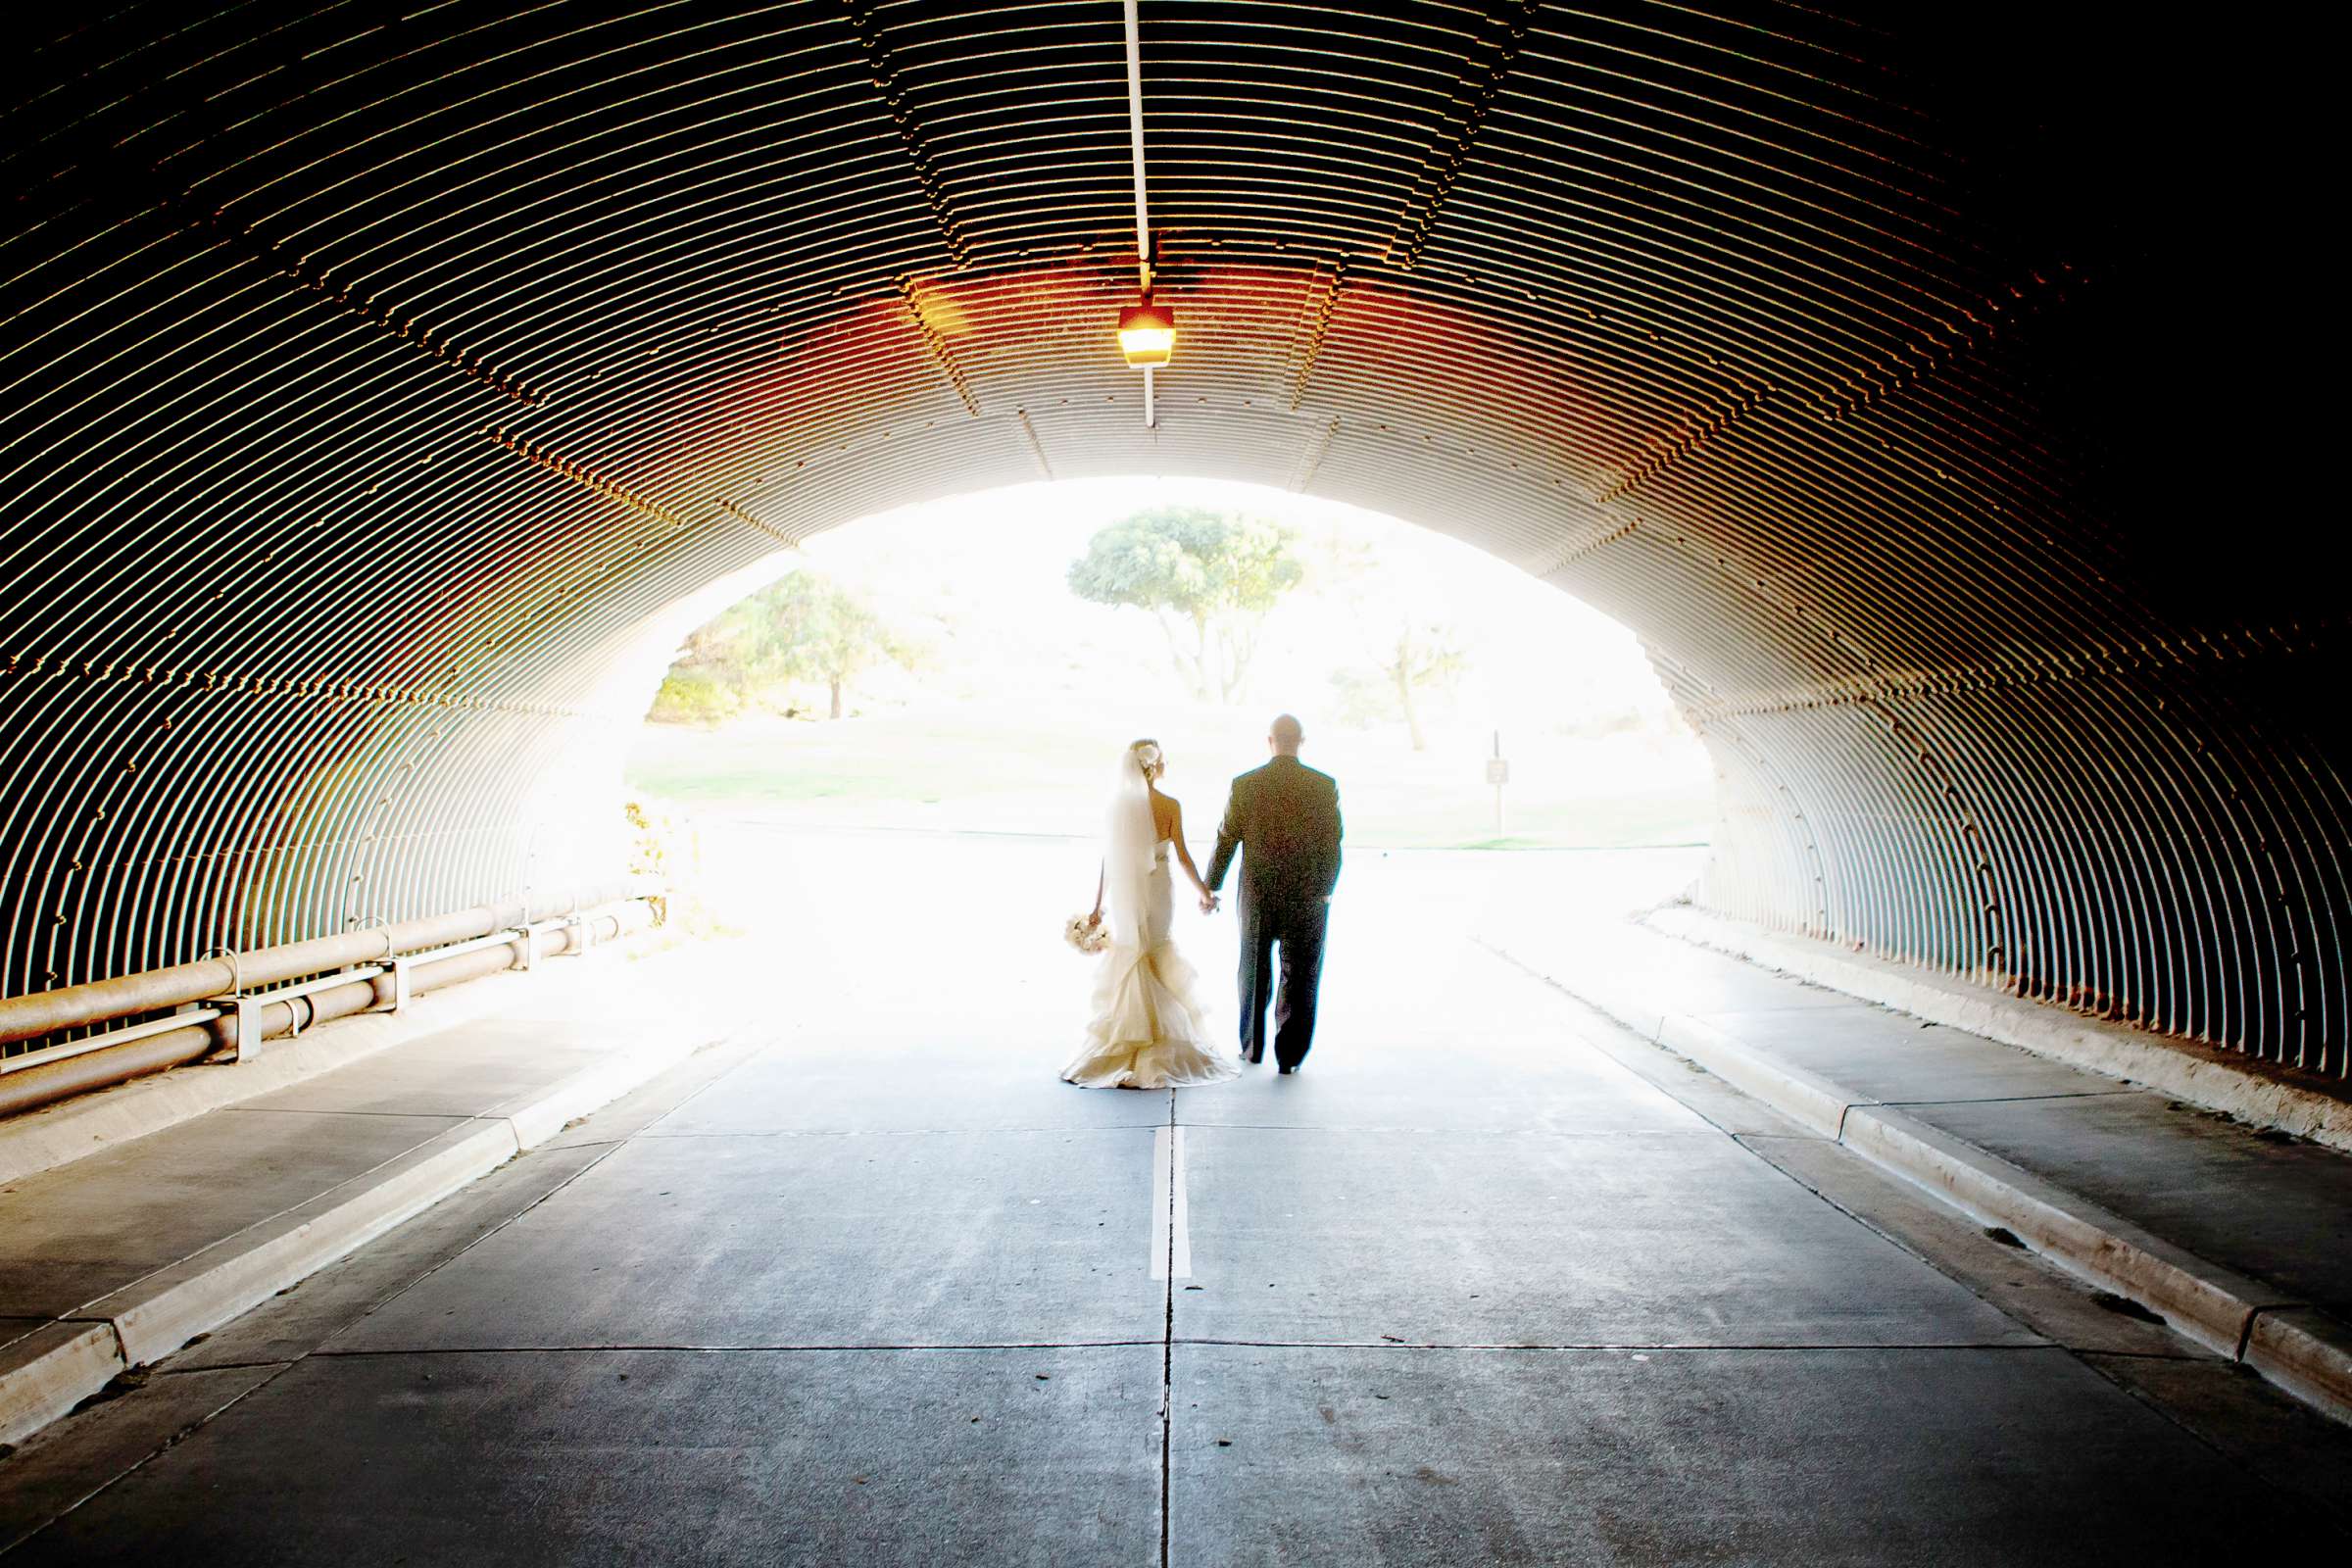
[1061, 739, 1240, 1089]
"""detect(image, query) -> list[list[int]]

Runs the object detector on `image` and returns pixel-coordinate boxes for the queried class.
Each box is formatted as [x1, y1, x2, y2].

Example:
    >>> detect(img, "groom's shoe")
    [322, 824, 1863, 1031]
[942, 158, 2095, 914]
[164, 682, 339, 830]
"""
[1276, 1062, 1298, 1075]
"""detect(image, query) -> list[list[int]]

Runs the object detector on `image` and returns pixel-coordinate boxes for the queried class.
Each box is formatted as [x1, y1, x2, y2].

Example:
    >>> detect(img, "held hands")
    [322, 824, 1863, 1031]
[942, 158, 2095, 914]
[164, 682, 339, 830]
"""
[1199, 890, 1221, 915]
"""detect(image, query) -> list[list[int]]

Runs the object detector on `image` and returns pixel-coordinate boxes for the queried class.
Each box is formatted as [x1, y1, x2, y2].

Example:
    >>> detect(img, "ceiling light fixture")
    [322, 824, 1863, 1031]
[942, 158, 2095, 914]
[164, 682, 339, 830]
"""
[1118, 297, 1174, 368]
[1119, 0, 1167, 427]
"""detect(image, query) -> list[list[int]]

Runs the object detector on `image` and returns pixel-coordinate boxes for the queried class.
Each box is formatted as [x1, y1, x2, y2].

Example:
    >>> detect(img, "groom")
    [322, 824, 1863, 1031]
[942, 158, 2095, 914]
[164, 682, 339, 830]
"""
[1204, 714, 1343, 1074]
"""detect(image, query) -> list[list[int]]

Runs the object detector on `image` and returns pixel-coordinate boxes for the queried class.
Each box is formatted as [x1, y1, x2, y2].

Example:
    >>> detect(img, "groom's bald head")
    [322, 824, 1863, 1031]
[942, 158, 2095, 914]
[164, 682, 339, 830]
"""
[1269, 714, 1304, 755]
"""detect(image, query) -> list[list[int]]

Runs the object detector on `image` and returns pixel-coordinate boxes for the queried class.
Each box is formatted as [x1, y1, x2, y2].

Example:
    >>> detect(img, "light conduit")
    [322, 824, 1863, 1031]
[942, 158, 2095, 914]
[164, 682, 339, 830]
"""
[0, 3, 2338, 1071]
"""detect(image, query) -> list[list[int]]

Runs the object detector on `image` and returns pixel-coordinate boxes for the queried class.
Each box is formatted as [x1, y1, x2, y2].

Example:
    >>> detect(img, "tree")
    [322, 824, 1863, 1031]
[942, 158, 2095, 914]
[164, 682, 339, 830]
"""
[650, 571, 913, 722]
[1330, 617, 1467, 751]
[1066, 508, 1303, 703]
[1315, 528, 1469, 752]
[778, 575, 911, 718]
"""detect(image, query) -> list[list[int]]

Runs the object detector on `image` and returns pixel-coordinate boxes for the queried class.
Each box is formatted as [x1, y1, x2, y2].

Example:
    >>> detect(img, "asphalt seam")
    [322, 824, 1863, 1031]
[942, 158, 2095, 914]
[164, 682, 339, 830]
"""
[632, 1125, 1172, 1139]
[272, 1339, 2063, 1356]
[1172, 1339, 2061, 1351]
[1876, 1091, 2140, 1107]
[1144, 1124, 1721, 1137]
[220, 1106, 487, 1119]
[1159, 1090, 1177, 1568]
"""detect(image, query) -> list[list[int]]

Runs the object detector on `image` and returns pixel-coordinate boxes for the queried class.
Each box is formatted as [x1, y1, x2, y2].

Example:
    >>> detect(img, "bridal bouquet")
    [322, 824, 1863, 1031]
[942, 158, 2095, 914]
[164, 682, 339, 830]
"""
[1064, 912, 1111, 955]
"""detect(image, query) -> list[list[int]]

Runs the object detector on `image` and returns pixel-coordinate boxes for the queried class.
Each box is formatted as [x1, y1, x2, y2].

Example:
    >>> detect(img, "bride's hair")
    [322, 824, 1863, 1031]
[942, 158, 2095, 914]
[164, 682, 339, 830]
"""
[1128, 738, 1163, 781]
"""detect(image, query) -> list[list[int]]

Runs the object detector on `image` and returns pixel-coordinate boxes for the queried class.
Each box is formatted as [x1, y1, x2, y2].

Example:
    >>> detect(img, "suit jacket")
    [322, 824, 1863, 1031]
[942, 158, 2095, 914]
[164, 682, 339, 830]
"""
[1206, 756, 1343, 918]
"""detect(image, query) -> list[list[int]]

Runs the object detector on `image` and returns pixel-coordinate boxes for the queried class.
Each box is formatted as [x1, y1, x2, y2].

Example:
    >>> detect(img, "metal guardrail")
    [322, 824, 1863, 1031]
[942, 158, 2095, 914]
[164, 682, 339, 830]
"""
[0, 889, 661, 1120]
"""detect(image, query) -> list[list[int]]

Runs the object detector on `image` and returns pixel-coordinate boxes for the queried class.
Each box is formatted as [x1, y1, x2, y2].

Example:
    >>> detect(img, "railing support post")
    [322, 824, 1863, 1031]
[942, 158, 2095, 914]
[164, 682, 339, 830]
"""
[375, 954, 416, 1015]
[228, 994, 269, 1062]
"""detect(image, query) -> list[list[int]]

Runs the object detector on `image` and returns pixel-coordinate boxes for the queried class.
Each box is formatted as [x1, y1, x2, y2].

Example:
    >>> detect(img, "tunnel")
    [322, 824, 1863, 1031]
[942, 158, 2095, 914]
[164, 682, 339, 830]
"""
[1, 1, 2337, 1071]
[4, 4, 2351, 1557]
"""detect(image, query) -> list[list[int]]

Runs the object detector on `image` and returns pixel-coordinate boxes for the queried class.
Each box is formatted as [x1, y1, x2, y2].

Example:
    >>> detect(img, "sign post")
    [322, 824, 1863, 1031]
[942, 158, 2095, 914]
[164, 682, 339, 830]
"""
[1486, 731, 1509, 835]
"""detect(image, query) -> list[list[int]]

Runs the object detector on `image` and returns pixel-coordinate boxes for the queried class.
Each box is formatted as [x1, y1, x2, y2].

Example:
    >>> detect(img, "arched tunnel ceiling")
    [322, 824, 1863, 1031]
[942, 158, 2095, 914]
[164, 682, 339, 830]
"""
[0, 3, 2338, 1069]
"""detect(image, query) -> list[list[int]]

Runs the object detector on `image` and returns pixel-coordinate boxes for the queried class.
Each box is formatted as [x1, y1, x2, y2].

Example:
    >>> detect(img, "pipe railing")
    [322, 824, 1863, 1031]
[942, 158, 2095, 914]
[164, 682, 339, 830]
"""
[0, 887, 662, 1120]
[0, 884, 652, 1047]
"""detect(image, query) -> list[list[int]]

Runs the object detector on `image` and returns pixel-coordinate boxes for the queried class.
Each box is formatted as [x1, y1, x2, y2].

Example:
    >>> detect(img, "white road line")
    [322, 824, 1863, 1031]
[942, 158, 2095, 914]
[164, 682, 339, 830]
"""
[1169, 1125, 1193, 1280]
[1150, 1125, 1193, 1280]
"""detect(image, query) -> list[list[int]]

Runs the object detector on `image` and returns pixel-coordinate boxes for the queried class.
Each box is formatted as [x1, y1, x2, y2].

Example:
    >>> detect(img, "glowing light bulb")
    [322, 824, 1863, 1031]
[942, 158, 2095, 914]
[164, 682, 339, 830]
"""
[1117, 299, 1175, 368]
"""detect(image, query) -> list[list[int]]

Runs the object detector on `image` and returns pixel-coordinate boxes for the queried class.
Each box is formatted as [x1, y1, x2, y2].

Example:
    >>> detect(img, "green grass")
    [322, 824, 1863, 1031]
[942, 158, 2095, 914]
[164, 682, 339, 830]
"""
[623, 704, 1715, 851]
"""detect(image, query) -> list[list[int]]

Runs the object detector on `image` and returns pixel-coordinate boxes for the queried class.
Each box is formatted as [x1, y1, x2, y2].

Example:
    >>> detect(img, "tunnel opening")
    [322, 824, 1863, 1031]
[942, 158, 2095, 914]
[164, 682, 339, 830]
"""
[596, 476, 1720, 1007]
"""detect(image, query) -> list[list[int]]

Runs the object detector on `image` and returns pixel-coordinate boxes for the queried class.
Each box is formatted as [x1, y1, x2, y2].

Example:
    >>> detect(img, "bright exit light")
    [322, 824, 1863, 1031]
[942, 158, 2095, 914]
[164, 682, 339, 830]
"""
[1117, 299, 1175, 368]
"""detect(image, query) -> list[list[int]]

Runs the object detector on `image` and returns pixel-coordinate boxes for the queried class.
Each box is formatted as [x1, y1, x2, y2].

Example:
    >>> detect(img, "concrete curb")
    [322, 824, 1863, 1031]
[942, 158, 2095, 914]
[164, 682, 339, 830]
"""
[2246, 1309, 2352, 1419]
[0, 1015, 730, 1448]
[92, 1121, 524, 1370]
[0, 1323, 121, 1452]
[1496, 938, 2352, 1428]
[1837, 1105, 2287, 1361]
[1643, 904, 2352, 1154]
[1652, 1011, 1848, 1139]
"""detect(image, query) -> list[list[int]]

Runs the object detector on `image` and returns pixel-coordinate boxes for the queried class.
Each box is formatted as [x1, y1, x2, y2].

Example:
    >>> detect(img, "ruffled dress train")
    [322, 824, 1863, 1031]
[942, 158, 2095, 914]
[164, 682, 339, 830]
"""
[1061, 847, 1238, 1090]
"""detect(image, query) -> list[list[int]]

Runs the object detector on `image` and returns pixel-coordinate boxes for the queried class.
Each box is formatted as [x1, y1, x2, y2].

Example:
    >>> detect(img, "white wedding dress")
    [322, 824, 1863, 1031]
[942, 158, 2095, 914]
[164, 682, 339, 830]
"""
[1061, 834, 1239, 1091]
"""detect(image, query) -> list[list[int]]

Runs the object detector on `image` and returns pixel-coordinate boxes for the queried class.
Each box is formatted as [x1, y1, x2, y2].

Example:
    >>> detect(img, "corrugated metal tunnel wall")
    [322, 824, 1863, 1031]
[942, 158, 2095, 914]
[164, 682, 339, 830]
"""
[0, 2, 2339, 1070]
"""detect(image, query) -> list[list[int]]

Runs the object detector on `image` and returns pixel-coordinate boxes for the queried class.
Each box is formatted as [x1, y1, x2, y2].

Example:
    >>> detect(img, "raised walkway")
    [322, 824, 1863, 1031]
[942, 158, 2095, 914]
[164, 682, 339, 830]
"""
[0, 937, 755, 1449]
[1481, 909, 2352, 1422]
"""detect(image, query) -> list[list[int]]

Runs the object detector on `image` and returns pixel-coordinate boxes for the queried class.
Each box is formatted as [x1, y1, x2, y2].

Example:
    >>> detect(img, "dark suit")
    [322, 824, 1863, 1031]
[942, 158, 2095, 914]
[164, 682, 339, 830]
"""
[1205, 756, 1343, 1068]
